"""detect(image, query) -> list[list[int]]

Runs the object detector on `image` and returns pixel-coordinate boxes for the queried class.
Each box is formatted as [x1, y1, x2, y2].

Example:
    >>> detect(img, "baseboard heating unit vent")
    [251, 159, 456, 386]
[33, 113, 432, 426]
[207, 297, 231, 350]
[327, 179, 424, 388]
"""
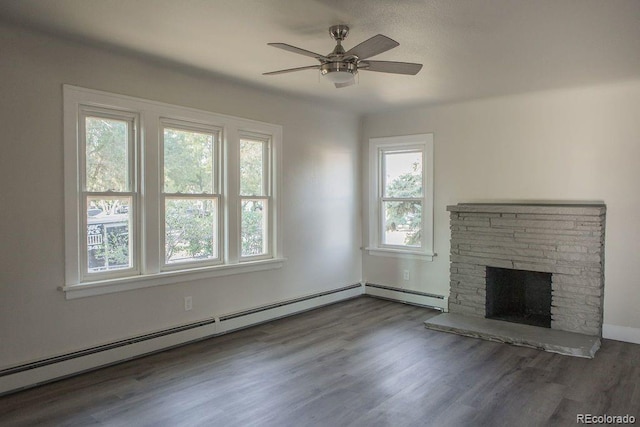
[0, 283, 363, 396]
[365, 283, 447, 311]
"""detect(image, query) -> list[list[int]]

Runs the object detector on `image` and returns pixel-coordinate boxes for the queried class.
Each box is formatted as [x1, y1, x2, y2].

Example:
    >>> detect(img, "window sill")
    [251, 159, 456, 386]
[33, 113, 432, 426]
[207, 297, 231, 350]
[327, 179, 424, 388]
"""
[365, 247, 435, 261]
[60, 258, 286, 299]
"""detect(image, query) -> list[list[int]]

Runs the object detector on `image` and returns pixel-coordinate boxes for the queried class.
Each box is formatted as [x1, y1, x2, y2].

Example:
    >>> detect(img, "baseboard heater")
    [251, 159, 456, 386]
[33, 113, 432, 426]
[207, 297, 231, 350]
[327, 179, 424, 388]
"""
[0, 283, 363, 396]
[365, 283, 448, 311]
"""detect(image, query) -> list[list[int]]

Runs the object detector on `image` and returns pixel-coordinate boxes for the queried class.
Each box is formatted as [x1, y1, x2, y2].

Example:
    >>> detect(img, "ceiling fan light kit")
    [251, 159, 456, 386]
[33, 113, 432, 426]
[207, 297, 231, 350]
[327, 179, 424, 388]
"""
[264, 25, 422, 88]
[321, 62, 357, 84]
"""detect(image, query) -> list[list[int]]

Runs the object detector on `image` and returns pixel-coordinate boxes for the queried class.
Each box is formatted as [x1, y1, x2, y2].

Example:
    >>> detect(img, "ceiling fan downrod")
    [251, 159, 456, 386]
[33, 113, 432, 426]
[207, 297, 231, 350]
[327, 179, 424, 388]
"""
[329, 25, 349, 57]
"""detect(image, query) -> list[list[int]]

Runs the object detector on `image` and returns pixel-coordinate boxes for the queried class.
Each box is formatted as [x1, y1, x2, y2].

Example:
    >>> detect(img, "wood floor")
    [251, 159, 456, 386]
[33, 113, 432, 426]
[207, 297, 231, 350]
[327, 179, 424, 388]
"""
[1, 296, 639, 426]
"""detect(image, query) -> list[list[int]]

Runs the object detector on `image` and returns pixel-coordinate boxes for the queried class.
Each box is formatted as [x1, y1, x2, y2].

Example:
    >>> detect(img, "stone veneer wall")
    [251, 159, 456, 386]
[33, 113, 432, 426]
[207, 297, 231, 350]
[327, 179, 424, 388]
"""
[447, 203, 606, 336]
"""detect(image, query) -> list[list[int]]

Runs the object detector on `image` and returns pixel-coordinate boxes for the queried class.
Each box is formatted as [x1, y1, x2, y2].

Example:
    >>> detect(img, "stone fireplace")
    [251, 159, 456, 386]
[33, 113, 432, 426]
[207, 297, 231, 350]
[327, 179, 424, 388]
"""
[445, 203, 606, 337]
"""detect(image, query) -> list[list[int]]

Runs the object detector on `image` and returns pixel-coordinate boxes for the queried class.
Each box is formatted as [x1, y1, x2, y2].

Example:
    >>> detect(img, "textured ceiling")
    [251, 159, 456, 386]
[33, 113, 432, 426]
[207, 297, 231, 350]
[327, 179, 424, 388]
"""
[1, 0, 640, 113]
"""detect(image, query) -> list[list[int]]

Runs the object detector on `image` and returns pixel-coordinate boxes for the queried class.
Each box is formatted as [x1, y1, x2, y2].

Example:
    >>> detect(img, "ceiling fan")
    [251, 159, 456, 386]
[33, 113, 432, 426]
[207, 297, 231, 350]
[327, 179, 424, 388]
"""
[263, 25, 423, 88]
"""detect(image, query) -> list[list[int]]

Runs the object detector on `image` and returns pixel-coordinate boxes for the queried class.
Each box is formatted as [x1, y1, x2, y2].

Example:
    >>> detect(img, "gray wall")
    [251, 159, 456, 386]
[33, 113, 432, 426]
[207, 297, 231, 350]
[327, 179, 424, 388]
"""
[0, 23, 362, 367]
[362, 80, 640, 341]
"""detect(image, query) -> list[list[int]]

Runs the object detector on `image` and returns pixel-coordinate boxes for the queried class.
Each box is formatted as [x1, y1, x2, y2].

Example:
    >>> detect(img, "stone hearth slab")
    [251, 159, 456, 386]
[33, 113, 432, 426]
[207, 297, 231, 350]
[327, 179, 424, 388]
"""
[424, 313, 600, 358]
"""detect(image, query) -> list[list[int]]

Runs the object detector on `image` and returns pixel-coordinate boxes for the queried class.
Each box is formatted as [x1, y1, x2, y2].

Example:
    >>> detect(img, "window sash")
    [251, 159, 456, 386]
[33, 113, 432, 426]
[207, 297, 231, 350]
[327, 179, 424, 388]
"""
[380, 148, 424, 199]
[82, 193, 138, 277]
[80, 109, 137, 193]
[239, 196, 271, 260]
[379, 198, 423, 249]
[160, 120, 221, 195]
[239, 135, 271, 197]
[161, 194, 222, 269]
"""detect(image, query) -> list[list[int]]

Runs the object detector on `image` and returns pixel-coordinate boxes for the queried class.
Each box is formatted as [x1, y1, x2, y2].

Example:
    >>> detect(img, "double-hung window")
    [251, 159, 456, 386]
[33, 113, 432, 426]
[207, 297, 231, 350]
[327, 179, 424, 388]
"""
[239, 135, 271, 260]
[80, 108, 139, 280]
[367, 134, 434, 260]
[63, 86, 283, 298]
[161, 122, 221, 267]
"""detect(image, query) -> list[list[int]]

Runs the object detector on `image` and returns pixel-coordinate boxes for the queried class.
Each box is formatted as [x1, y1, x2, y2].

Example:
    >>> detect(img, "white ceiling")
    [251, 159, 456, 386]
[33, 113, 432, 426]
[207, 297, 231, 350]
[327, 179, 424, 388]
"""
[2, 0, 640, 114]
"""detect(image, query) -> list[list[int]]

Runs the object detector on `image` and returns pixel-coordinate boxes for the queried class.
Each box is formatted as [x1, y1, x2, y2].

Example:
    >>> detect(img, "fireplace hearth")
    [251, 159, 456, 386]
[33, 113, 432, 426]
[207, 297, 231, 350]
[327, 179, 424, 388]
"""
[425, 202, 606, 357]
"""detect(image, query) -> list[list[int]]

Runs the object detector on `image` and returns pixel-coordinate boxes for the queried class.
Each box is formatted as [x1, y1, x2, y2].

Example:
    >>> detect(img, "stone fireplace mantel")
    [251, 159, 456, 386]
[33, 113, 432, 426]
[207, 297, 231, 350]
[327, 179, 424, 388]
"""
[426, 203, 606, 356]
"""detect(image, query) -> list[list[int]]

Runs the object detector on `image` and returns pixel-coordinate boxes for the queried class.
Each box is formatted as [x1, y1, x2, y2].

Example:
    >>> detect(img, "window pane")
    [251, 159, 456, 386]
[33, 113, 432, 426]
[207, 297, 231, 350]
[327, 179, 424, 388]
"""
[87, 197, 133, 272]
[383, 201, 422, 247]
[164, 128, 214, 194]
[241, 199, 267, 257]
[383, 151, 422, 198]
[165, 198, 217, 264]
[85, 117, 129, 192]
[240, 139, 265, 196]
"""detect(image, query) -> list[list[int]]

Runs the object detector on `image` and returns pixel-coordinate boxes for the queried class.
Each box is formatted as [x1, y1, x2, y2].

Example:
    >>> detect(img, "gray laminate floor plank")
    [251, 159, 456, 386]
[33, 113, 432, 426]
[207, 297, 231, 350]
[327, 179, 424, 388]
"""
[1, 296, 639, 427]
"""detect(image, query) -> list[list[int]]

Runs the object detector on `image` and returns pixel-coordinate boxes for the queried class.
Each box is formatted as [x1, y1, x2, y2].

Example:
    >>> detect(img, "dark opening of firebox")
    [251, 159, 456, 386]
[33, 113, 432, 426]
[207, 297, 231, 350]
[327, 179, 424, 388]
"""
[486, 267, 552, 328]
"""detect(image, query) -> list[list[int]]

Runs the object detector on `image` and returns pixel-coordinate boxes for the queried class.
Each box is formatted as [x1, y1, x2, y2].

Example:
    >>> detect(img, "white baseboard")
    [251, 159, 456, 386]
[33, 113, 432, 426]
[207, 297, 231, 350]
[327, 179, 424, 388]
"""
[603, 323, 640, 345]
[0, 284, 363, 396]
[365, 283, 448, 311]
[0, 321, 219, 396]
[217, 284, 363, 333]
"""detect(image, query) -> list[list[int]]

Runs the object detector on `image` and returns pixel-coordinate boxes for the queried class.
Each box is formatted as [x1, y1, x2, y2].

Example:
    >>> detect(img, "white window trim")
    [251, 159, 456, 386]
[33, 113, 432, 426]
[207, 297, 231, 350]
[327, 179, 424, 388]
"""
[366, 133, 435, 261]
[63, 85, 284, 299]
[61, 258, 285, 299]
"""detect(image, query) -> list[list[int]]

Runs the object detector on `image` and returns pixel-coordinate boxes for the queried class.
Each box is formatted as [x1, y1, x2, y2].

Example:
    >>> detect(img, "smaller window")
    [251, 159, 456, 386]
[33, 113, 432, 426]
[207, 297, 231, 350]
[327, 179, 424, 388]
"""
[368, 134, 434, 260]
[239, 136, 271, 260]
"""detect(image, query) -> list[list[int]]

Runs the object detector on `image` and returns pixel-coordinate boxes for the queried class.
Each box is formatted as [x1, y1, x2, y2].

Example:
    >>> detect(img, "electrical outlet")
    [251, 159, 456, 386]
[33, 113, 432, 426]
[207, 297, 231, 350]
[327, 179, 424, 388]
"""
[403, 270, 410, 281]
[184, 296, 193, 311]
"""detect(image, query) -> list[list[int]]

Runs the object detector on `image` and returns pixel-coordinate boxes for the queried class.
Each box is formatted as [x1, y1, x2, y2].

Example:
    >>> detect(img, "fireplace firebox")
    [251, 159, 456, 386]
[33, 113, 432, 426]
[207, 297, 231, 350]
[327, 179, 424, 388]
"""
[485, 267, 552, 328]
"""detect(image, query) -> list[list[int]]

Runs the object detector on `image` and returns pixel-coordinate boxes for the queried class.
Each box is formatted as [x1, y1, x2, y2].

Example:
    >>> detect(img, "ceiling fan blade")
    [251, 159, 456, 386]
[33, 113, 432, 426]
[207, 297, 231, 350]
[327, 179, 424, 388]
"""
[359, 60, 423, 75]
[263, 65, 321, 76]
[335, 76, 356, 89]
[344, 34, 399, 60]
[267, 43, 329, 61]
